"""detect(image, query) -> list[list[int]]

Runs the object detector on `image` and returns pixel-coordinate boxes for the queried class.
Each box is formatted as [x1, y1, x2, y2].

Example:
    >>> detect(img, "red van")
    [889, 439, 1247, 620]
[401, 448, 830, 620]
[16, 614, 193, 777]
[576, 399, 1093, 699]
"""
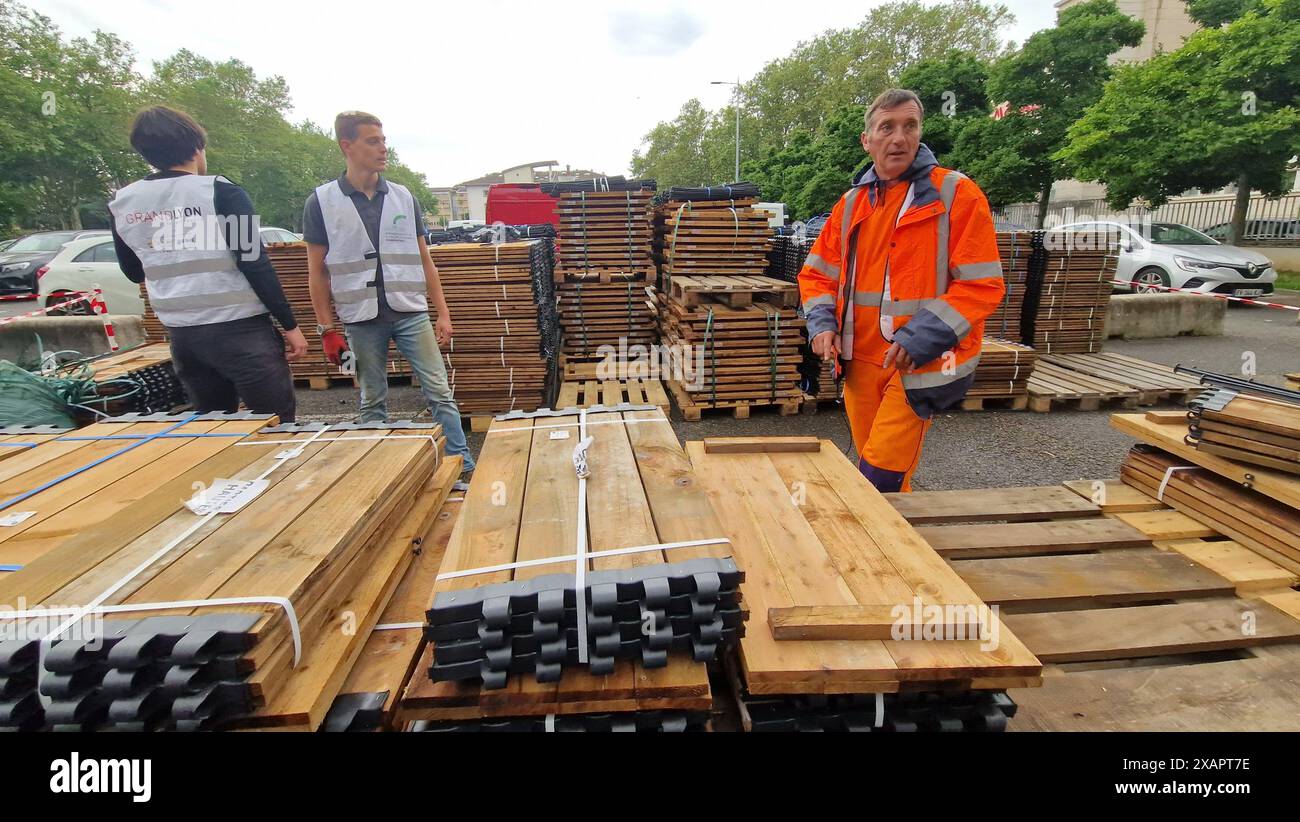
[485, 184, 559, 227]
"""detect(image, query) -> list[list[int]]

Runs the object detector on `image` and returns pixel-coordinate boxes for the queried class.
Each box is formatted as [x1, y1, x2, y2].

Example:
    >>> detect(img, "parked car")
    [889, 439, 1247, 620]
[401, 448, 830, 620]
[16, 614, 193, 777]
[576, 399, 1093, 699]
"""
[36, 234, 144, 315]
[259, 226, 302, 244]
[0, 238, 16, 252]
[0, 229, 109, 300]
[1048, 221, 1277, 297]
[1202, 218, 1300, 243]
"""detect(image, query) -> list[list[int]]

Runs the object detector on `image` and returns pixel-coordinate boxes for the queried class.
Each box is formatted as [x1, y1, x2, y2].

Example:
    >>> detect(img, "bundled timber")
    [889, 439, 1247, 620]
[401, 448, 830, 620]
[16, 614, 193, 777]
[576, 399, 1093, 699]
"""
[653, 196, 774, 283]
[990, 231, 1037, 343]
[688, 438, 1042, 701]
[654, 276, 804, 419]
[1188, 389, 1300, 476]
[1026, 243, 1115, 354]
[0, 425, 69, 463]
[1120, 444, 1300, 575]
[0, 419, 450, 731]
[556, 278, 657, 365]
[964, 339, 1037, 411]
[554, 190, 655, 282]
[423, 406, 743, 690]
[428, 241, 559, 415]
[322, 480, 462, 732]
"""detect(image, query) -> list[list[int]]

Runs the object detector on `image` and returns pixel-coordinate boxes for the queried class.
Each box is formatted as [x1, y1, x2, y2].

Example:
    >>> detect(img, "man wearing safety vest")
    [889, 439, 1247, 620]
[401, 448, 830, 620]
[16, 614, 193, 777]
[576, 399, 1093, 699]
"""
[109, 106, 307, 423]
[303, 111, 475, 475]
[799, 89, 1005, 493]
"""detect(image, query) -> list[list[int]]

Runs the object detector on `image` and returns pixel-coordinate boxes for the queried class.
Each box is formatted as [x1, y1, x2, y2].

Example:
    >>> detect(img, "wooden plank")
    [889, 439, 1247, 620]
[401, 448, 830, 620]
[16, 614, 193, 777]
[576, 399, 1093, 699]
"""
[1114, 509, 1220, 540]
[768, 605, 978, 641]
[955, 549, 1234, 608]
[916, 517, 1150, 559]
[1012, 644, 1300, 731]
[886, 486, 1099, 524]
[703, 437, 821, 454]
[1061, 479, 1167, 512]
[1159, 539, 1299, 594]
[1004, 598, 1300, 662]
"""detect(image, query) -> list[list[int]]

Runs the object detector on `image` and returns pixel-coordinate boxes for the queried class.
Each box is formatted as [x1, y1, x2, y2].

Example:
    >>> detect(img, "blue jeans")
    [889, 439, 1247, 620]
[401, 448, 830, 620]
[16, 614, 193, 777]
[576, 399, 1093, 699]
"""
[344, 313, 475, 473]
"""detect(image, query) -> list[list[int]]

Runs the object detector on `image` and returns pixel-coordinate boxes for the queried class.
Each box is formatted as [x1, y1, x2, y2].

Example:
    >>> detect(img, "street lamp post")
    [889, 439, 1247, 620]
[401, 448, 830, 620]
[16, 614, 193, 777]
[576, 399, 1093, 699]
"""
[711, 76, 741, 182]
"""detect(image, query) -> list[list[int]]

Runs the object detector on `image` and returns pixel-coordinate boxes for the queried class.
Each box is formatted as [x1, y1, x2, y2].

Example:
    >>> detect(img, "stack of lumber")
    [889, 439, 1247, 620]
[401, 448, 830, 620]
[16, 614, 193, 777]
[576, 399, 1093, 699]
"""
[990, 231, 1037, 343]
[322, 495, 463, 732]
[0, 416, 455, 731]
[654, 276, 804, 419]
[1026, 244, 1116, 354]
[0, 425, 69, 463]
[140, 283, 166, 344]
[1121, 444, 1300, 576]
[421, 407, 744, 691]
[800, 357, 840, 407]
[1026, 352, 1202, 412]
[688, 437, 1041, 731]
[428, 241, 558, 415]
[1188, 389, 1300, 476]
[964, 338, 1037, 410]
[653, 196, 773, 285]
[72, 343, 187, 416]
[554, 190, 655, 282]
[556, 278, 657, 369]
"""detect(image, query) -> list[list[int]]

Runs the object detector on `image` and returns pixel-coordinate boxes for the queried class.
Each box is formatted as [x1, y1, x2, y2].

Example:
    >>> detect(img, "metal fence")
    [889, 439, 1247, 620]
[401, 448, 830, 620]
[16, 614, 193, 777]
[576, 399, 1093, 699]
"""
[996, 192, 1300, 245]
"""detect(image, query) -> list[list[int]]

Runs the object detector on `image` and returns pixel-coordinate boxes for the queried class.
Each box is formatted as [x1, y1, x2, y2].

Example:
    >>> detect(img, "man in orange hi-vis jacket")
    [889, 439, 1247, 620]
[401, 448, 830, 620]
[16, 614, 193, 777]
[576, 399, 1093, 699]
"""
[799, 88, 1005, 493]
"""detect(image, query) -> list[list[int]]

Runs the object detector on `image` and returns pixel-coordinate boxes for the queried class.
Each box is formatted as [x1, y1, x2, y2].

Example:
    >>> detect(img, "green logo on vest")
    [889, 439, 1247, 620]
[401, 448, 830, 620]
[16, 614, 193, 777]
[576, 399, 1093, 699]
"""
[392, 214, 407, 226]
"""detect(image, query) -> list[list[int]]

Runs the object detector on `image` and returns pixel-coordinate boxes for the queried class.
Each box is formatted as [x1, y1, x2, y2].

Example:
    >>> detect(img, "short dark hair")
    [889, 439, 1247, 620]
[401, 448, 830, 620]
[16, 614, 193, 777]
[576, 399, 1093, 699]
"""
[866, 89, 925, 130]
[334, 111, 383, 143]
[129, 106, 207, 170]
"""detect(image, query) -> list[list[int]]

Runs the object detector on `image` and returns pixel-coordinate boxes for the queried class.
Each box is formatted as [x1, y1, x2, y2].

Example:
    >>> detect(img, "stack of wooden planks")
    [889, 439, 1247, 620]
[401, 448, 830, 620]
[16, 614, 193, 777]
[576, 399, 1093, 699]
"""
[1027, 244, 1115, 354]
[1187, 389, 1300, 476]
[655, 276, 804, 419]
[964, 338, 1037, 411]
[428, 241, 557, 415]
[1026, 352, 1202, 412]
[0, 425, 69, 464]
[990, 231, 1037, 343]
[554, 190, 655, 282]
[653, 196, 773, 285]
[556, 278, 657, 371]
[688, 437, 1041, 731]
[0, 415, 456, 731]
[422, 407, 743, 692]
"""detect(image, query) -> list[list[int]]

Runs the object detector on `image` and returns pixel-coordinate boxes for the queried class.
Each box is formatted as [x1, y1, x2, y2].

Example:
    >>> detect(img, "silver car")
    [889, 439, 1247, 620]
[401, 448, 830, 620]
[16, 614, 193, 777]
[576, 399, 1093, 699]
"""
[1049, 220, 1277, 297]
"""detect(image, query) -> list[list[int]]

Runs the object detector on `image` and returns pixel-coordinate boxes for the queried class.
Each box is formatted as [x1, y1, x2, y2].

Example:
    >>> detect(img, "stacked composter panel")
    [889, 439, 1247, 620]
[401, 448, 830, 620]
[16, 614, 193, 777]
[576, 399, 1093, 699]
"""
[0, 412, 459, 731]
[967, 339, 1038, 410]
[1027, 239, 1116, 354]
[427, 240, 560, 415]
[404, 405, 743, 730]
[653, 183, 771, 288]
[545, 179, 658, 380]
[990, 231, 1037, 344]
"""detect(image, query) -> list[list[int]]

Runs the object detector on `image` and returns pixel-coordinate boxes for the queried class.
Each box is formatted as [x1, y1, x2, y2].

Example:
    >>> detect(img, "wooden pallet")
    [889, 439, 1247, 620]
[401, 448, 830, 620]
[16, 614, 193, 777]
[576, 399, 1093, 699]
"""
[665, 379, 801, 421]
[668, 275, 797, 308]
[896, 481, 1300, 731]
[555, 378, 669, 410]
[689, 438, 1042, 695]
[960, 394, 1029, 412]
[1027, 360, 1141, 412]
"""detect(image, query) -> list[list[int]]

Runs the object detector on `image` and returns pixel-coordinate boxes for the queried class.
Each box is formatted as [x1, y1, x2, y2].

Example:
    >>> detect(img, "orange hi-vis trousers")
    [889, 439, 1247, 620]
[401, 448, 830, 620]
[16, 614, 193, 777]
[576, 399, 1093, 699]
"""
[842, 359, 932, 493]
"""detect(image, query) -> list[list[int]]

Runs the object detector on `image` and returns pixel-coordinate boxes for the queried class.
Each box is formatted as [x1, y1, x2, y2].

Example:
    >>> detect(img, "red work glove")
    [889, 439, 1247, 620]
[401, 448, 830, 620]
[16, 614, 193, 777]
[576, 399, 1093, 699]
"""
[321, 329, 350, 366]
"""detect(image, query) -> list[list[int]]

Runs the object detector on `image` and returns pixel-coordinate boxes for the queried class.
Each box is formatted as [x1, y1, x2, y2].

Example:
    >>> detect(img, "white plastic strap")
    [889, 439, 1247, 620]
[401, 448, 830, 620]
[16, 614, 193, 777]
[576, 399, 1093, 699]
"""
[435, 537, 733, 581]
[545, 713, 556, 733]
[874, 692, 885, 728]
[1157, 466, 1197, 501]
[574, 409, 591, 664]
[374, 621, 423, 631]
[484, 417, 672, 436]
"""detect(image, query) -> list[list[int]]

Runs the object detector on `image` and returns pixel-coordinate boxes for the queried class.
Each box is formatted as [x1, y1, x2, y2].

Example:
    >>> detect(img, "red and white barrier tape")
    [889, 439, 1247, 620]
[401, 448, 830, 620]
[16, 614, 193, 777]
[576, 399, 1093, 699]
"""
[1111, 280, 1300, 312]
[0, 291, 95, 325]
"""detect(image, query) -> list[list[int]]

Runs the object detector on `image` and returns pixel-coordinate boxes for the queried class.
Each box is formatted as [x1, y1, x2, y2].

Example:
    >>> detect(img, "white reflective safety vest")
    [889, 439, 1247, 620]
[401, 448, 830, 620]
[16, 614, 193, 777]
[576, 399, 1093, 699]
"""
[108, 175, 266, 328]
[314, 179, 428, 324]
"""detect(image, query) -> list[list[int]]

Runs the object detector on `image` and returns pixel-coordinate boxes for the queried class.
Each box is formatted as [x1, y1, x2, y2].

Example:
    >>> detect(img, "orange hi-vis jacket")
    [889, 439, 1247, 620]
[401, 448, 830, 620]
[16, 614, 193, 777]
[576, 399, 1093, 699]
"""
[798, 144, 1006, 418]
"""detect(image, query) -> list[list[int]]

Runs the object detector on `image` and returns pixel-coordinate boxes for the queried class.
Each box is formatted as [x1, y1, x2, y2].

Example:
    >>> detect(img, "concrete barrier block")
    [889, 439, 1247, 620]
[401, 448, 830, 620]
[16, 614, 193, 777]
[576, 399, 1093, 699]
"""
[1104, 294, 1225, 340]
[0, 316, 146, 367]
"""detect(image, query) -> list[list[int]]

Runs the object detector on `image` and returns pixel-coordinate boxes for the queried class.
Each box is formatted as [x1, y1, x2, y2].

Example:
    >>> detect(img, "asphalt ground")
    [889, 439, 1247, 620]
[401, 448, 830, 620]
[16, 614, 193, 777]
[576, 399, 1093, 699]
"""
[284, 298, 1300, 492]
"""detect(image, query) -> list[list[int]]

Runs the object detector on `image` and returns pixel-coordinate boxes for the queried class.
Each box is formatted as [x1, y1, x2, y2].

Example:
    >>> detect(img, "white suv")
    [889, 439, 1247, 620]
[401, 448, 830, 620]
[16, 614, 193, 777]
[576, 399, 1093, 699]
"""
[36, 235, 144, 314]
[1048, 221, 1277, 297]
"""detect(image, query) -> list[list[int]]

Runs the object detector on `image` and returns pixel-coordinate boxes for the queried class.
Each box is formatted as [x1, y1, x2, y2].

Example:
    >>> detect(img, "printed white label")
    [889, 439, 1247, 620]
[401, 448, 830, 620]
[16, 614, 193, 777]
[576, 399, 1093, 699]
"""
[549, 430, 572, 440]
[0, 511, 37, 527]
[185, 479, 269, 516]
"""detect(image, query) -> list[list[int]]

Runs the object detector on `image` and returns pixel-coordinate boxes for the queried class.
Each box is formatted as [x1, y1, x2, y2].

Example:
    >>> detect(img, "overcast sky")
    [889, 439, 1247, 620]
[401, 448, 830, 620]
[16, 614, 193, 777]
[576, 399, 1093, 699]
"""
[32, 0, 1058, 187]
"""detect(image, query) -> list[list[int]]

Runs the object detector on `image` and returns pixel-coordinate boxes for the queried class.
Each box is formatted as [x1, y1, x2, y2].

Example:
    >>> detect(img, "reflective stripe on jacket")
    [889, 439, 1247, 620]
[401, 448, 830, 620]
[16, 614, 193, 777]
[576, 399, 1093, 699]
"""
[798, 146, 1005, 418]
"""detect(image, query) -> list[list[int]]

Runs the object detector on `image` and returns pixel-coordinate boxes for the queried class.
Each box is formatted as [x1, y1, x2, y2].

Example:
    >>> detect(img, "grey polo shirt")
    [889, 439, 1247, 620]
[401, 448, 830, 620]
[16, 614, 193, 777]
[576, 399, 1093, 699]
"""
[303, 174, 427, 324]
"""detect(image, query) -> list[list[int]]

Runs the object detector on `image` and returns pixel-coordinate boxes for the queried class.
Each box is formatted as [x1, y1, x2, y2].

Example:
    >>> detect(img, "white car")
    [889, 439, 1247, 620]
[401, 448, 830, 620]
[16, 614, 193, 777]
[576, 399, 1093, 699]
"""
[36, 235, 144, 315]
[260, 226, 302, 244]
[1048, 221, 1277, 297]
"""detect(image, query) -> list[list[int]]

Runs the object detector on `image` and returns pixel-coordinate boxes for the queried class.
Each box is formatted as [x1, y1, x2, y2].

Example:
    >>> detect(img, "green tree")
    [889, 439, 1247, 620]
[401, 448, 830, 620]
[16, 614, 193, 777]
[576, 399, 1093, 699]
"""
[896, 51, 991, 162]
[954, 0, 1144, 227]
[745, 105, 869, 220]
[1060, 0, 1299, 243]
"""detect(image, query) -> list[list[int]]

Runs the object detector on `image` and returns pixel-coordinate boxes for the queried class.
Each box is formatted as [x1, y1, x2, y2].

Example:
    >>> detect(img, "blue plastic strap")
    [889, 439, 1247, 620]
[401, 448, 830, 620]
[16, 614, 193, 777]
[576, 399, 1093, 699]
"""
[53, 432, 249, 442]
[0, 413, 201, 513]
[0, 565, 21, 572]
[0, 443, 39, 448]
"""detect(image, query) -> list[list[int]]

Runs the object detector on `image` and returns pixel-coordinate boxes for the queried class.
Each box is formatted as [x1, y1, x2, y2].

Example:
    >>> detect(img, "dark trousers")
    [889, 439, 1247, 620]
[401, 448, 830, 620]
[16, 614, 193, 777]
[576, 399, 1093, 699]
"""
[168, 313, 297, 423]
